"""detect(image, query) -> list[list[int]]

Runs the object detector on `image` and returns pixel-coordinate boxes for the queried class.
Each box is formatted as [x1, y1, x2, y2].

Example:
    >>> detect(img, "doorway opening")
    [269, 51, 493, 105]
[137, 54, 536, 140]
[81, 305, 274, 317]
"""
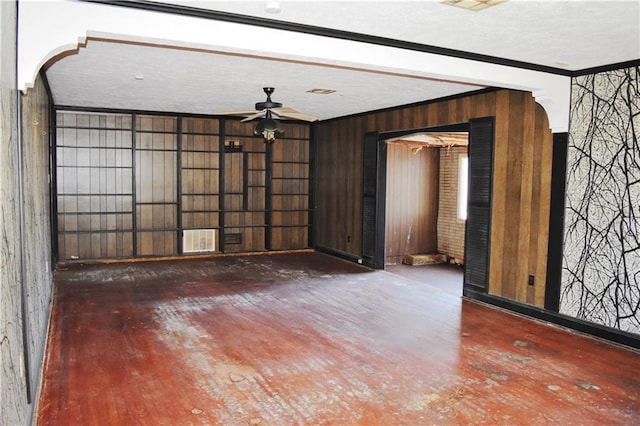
[382, 128, 469, 295]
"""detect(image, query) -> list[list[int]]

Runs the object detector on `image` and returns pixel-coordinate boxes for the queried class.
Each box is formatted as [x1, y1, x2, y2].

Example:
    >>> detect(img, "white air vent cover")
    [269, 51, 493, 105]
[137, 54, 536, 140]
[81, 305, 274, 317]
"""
[183, 229, 216, 253]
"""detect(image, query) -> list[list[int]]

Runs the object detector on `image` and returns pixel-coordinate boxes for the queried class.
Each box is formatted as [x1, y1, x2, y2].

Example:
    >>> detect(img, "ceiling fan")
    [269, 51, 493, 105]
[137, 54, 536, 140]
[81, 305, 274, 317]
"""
[218, 87, 317, 142]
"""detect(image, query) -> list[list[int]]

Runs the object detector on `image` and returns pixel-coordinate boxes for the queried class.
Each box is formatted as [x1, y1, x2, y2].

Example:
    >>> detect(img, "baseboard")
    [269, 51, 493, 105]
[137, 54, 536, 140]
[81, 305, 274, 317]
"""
[464, 288, 640, 351]
[314, 246, 364, 265]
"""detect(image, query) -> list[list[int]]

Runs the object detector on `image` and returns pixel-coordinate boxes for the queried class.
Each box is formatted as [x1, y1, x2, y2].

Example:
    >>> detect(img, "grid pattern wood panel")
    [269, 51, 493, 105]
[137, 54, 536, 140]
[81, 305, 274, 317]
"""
[181, 118, 220, 252]
[222, 134, 267, 253]
[270, 133, 310, 250]
[55, 112, 311, 260]
[56, 112, 134, 260]
[135, 115, 178, 256]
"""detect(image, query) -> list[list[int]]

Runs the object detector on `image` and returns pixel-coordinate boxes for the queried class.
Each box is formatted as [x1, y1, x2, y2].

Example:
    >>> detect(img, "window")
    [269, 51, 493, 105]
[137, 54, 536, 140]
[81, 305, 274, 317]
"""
[458, 155, 469, 221]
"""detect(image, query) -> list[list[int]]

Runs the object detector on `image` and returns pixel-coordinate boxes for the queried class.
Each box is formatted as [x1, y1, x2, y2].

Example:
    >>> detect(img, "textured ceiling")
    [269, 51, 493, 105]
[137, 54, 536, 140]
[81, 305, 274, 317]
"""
[43, 0, 640, 120]
[161, 0, 640, 71]
[46, 40, 482, 119]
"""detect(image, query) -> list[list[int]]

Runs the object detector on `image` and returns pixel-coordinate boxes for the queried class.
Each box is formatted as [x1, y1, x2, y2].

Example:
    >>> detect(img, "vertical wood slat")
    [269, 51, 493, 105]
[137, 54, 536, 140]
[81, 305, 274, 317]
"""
[516, 92, 535, 303]
[56, 113, 309, 259]
[534, 104, 553, 307]
[55, 111, 134, 260]
[501, 93, 524, 299]
[384, 144, 439, 265]
[180, 117, 220, 251]
[487, 91, 510, 296]
[135, 116, 178, 257]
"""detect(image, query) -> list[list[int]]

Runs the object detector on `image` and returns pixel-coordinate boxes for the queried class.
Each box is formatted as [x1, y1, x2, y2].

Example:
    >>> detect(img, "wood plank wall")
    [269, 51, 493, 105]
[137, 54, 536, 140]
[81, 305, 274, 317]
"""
[315, 89, 552, 307]
[384, 144, 439, 264]
[55, 112, 310, 260]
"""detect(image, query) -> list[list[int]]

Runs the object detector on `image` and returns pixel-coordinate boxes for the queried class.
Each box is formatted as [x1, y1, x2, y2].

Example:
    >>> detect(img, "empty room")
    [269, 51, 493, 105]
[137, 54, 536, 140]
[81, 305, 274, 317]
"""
[2, 1, 639, 425]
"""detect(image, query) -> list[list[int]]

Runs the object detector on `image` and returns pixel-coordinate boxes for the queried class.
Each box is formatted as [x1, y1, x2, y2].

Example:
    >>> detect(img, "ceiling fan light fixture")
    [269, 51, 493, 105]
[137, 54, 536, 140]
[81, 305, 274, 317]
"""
[254, 111, 284, 143]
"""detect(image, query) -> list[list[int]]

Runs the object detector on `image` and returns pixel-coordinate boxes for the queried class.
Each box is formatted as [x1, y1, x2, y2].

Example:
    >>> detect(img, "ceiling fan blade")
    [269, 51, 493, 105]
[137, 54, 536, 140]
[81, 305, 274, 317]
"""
[216, 109, 260, 116]
[271, 107, 317, 121]
[240, 111, 265, 122]
[272, 110, 318, 122]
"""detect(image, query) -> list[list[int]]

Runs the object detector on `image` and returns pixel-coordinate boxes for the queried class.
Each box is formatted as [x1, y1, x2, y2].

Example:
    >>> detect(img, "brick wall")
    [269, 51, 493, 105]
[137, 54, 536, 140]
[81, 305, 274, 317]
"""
[437, 146, 467, 264]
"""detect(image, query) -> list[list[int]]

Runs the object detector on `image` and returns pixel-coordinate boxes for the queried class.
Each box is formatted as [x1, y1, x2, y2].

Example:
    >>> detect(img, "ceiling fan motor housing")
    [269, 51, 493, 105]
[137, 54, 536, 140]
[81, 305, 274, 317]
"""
[255, 87, 282, 110]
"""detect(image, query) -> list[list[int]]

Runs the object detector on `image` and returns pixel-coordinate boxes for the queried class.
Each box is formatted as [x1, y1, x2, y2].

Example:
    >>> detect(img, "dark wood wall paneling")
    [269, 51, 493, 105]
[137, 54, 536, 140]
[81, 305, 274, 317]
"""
[135, 115, 178, 256]
[315, 89, 553, 307]
[384, 144, 439, 264]
[56, 112, 134, 259]
[223, 119, 268, 253]
[54, 112, 310, 261]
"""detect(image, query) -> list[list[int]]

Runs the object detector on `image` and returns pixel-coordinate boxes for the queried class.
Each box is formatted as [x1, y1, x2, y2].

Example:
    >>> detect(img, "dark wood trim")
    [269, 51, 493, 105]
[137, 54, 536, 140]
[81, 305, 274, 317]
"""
[374, 136, 387, 269]
[219, 119, 226, 252]
[545, 133, 568, 312]
[53, 105, 311, 131]
[361, 132, 386, 269]
[79, 0, 571, 76]
[176, 116, 183, 254]
[49, 97, 59, 265]
[131, 113, 138, 256]
[463, 290, 640, 351]
[380, 122, 470, 141]
[315, 245, 363, 264]
[40, 69, 58, 264]
[17, 79, 33, 404]
[265, 143, 273, 250]
[242, 152, 249, 212]
[309, 124, 317, 248]
[39, 68, 54, 103]
[463, 117, 495, 295]
[573, 59, 640, 77]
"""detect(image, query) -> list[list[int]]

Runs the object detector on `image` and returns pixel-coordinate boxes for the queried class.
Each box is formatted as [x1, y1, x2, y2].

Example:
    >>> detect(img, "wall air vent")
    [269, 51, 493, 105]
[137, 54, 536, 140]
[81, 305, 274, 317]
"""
[183, 229, 216, 253]
[224, 233, 243, 245]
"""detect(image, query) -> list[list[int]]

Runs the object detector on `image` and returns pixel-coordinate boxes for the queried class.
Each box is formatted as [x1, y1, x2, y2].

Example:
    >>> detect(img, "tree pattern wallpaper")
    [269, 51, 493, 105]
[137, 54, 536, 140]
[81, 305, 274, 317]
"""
[561, 67, 640, 334]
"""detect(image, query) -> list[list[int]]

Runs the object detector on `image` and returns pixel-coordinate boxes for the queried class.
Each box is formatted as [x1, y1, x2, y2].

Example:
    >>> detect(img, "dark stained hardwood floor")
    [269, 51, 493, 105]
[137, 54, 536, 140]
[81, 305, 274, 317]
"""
[37, 252, 640, 425]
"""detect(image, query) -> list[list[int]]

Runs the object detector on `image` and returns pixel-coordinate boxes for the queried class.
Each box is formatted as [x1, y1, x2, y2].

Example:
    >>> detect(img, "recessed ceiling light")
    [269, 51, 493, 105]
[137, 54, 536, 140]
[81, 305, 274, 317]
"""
[441, 0, 507, 12]
[134, 75, 144, 80]
[307, 88, 336, 95]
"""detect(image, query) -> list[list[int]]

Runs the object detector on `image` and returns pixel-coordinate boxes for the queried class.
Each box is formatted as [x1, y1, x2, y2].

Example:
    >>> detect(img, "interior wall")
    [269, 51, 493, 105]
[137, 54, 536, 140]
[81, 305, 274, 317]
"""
[561, 66, 640, 335]
[54, 111, 310, 261]
[1, 3, 54, 423]
[384, 144, 439, 265]
[21, 72, 54, 407]
[437, 146, 468, 264]
[0, 2, 27, 424]
[315, 89, 553, 307]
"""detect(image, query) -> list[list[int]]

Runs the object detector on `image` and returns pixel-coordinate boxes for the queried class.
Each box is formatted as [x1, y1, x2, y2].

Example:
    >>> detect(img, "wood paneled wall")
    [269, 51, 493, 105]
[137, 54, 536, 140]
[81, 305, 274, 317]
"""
[55, 112, 310, 260]
[315, 89, 553, 307]
[384, 144, 439, 264]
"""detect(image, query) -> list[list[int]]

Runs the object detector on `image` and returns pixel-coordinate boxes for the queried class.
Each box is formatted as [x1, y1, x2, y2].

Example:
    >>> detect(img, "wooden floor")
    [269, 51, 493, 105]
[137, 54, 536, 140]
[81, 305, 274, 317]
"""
[38, 252, 640, 425]
[385, 262, 463, 295]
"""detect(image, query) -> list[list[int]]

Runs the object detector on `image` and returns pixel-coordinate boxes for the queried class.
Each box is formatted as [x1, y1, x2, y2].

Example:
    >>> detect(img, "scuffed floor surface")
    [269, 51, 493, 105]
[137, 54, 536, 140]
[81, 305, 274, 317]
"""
[38, 252, 640, 425]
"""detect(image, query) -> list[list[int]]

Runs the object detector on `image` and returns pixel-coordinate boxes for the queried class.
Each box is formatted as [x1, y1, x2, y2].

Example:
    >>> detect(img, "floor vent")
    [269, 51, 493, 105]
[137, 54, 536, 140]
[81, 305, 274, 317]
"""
[183, 229, 216, 253]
